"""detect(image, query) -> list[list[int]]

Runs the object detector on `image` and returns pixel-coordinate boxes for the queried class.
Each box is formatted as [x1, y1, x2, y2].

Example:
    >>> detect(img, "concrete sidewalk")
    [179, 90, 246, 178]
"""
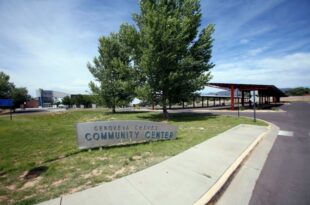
[215, 124, 279, 205]
[39, 124, 269, 205]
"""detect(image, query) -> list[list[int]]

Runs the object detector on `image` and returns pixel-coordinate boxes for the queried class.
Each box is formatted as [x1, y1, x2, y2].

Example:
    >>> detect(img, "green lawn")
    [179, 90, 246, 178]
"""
[0, 109, 266, 205]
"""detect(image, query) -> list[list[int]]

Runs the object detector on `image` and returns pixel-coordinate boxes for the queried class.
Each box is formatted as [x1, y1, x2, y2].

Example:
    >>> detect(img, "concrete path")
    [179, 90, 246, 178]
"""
[193, 102, 310, 205]
[215, 123, 279, 205]
[38, 124, 269, 205]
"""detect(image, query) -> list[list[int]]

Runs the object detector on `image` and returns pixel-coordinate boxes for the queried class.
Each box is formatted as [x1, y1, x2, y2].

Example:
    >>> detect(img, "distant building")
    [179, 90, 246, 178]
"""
[36, 89, 69, 107]
[25, 100, 39, 108]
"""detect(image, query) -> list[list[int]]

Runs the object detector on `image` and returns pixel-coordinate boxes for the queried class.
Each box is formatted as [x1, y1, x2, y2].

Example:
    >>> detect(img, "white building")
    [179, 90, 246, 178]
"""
[36, 89, 69, 107]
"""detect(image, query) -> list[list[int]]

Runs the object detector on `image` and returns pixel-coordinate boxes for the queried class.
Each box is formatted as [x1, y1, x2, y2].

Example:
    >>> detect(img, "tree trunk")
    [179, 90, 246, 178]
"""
[112, 96, 116, 113]
[163, 105, 169, 119]
[162, 96, 169, 119]
[152, 95, 155, 110]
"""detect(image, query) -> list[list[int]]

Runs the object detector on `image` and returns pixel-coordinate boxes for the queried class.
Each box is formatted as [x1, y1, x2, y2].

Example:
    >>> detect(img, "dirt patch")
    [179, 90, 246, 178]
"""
[91, 169, 102, 176]
[128, 166, 137, 173]
[106, 167, 126, 180]
[0, 195, 8, 201]
[22, 193, 36, 200]
[68, 185, 85, 194]
[114, 167, 126, 176]
[132, 155, 142, 160]
[82, 169, 103, 179]
[57, 155, 66, 160]
[82, 173, 92, 179]
[52, 179, 66, 187]
[6, 184, 16, 191]
[22, 176, 42, 189]
[96, 157, 109, 161]
[18, 171, 28, 180]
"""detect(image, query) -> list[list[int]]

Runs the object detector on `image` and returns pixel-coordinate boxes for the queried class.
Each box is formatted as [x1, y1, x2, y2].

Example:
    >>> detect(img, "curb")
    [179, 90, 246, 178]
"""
[193, 123, 271, 205]
[36, 121, 272, 205]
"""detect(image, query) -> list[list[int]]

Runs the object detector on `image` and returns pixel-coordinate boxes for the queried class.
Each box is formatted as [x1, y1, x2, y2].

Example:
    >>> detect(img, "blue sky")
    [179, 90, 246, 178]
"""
[0, 0, 309, 96]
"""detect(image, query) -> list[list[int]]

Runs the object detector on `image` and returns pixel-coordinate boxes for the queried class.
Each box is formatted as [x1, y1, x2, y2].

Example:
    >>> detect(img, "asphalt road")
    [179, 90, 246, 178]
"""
[204, 102, 310, 205]
[247, 102, 310, 205]
[170, 102, 310, 204]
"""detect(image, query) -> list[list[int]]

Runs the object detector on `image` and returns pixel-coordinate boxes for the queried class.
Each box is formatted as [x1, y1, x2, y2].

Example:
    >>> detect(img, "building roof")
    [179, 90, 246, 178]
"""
[200, 94, 241, 98]
[208, 83, 287, 97]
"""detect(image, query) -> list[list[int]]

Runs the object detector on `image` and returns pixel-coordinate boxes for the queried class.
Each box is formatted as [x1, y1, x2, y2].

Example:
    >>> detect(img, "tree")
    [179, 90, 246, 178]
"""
[285, 87, 310, 96]
[62, 96, 72, 107]
[79, 95, 93, 108]
[132, 0, 214, 118]
[88, 28, 136, 113]
[0, 72, 30, 109]
[71, 94, 84, 107]
[12, 87, 30, 109]
[0, 72, 14, 98]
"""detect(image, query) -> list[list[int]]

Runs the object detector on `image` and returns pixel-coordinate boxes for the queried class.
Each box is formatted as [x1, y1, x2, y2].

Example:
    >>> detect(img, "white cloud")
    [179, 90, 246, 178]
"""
[1, 0, 309, 98]
[247, 47, 265, 56]
[0, 0, 138, 97]
[202, 0, 286, 41]
[240, 39, 249, 44]
[211, 52, 310, 88]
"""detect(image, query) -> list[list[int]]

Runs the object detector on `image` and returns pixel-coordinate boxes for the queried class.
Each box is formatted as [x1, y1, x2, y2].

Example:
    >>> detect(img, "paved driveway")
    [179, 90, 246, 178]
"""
[248, 102, 310, 205]
[196, 102, 310, 205]
[169, 102, 310, 204]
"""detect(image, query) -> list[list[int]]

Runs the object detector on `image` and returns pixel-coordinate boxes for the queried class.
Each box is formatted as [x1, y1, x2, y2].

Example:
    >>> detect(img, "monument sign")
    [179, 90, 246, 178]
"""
[76, 121, 177, 149]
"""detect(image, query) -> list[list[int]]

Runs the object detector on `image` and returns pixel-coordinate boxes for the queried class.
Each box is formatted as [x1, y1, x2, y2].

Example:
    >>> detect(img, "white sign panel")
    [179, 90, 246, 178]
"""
[76, 121, 178, 149]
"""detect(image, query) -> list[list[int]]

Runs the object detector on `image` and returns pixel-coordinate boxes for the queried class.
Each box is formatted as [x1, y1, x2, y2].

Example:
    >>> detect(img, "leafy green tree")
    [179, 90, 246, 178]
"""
[135, 85, 157, 107]
[71, 95, 86, 107]
[62, 96, 72, 107]
[88, 28, 136, 113]
[81, 95, 93, 108]
[0, 72, 30, 109]
[12, 87, 30, 109]
[132, 0, 214, 118]
[0, 72, 14, 98]
[285, 87, 310, 96]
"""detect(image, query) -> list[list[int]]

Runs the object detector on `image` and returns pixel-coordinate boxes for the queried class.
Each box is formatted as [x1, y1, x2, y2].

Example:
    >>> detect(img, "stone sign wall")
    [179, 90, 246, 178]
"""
[76, 121, 178, 149]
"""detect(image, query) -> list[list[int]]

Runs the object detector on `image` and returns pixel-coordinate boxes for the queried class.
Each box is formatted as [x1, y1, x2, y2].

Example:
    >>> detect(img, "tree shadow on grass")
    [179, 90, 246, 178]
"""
[137, 112, 219, 122]
[41, 150, 84, 164]
[24, 166, 48, 180]
[104, 111, 150, 115]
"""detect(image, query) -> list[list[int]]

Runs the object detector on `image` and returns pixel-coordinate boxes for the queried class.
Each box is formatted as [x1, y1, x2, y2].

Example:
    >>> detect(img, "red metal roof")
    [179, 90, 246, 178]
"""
[208, 83, 287, 97]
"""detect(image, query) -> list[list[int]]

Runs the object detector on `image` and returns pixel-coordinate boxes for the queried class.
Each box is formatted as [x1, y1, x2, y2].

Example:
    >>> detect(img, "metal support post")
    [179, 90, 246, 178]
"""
[253, 90, 256, 122]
